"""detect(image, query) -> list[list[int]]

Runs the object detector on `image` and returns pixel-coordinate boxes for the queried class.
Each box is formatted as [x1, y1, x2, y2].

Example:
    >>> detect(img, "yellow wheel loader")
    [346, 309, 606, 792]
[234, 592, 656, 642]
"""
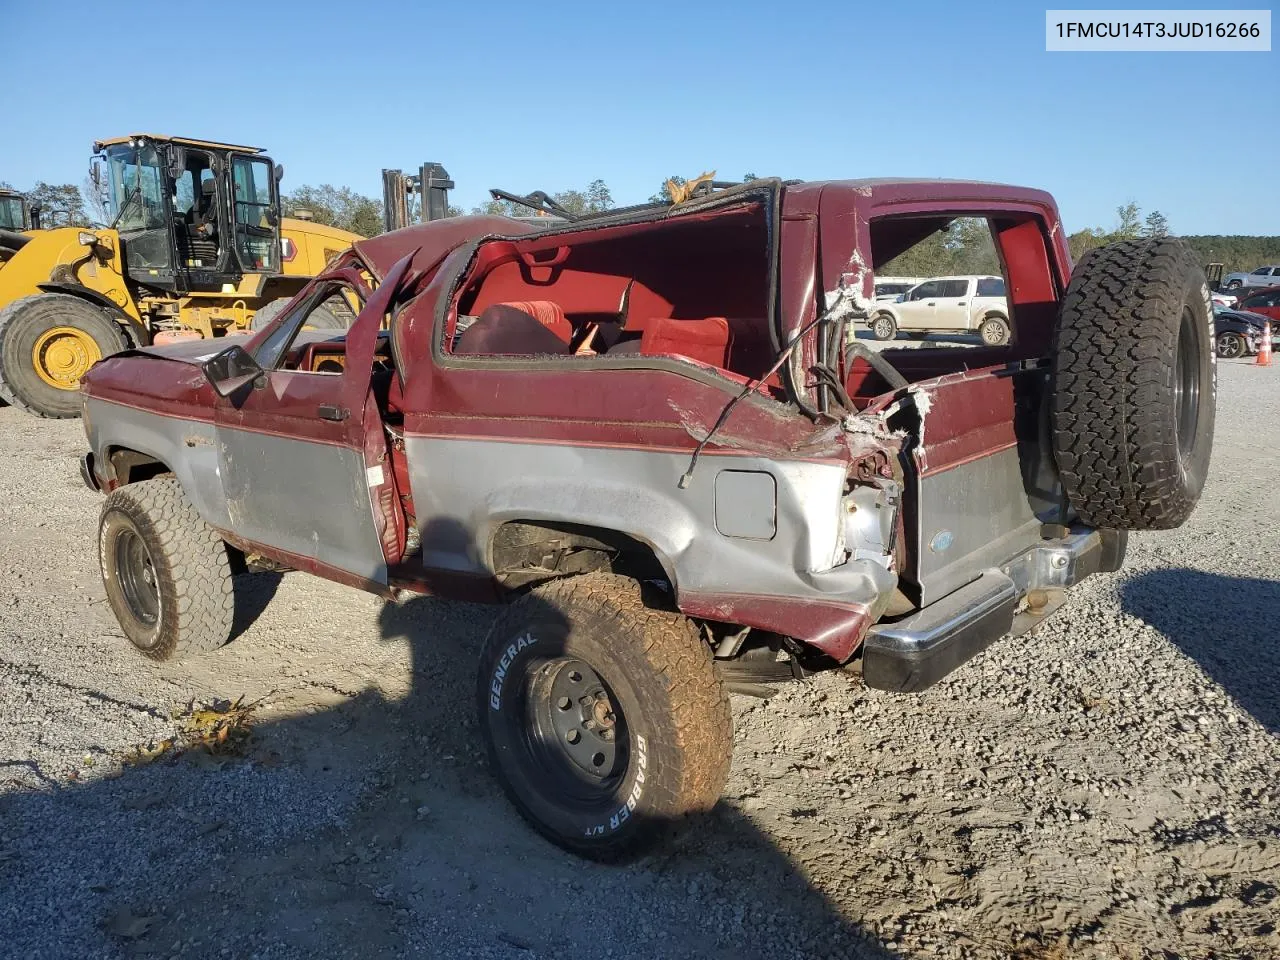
[0, 135, 361, 418]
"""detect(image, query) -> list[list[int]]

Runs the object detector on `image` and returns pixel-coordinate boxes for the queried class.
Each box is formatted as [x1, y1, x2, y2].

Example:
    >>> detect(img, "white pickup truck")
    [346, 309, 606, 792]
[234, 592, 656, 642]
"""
[868, 275, 1011, 344]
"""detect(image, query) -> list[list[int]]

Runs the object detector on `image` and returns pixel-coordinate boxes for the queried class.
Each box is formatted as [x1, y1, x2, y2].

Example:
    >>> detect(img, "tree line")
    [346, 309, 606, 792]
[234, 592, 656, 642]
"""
[3, 176, 1277, 277]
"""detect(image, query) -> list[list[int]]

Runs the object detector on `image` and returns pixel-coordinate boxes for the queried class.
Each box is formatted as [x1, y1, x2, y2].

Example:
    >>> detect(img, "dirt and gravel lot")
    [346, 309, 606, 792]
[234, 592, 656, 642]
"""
[1, 358, 1277, 960]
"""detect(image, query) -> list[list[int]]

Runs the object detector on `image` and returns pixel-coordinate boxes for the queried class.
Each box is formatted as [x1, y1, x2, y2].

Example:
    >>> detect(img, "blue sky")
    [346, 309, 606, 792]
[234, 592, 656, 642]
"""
[3, 0, 1276, 234]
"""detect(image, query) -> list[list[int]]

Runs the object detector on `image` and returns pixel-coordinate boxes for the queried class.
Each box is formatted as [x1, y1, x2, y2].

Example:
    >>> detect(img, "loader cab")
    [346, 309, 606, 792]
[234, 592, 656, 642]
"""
[93, 135, 283, 293]
[0, 191, 29, 231]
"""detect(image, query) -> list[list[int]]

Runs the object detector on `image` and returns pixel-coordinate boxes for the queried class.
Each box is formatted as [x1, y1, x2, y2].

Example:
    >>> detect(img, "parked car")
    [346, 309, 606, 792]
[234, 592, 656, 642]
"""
[1213, 304, 1275, 359]
[869, 275, 1011, 344]
[1223, 265, 1280, 290]
[1234, 285, 1280, 324]
[79, 179, 1214, 859]
[873, 277, 923, 301]
[1211, 290, 1239, 309]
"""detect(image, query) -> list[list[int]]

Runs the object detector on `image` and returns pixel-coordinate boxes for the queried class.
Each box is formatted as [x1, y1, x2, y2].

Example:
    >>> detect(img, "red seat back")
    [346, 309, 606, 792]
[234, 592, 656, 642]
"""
[640, 316, 733, 368]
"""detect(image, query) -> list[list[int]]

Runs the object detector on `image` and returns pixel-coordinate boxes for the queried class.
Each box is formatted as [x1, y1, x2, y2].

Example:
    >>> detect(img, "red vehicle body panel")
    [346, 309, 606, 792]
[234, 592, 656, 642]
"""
[82, 178, 1077, 664]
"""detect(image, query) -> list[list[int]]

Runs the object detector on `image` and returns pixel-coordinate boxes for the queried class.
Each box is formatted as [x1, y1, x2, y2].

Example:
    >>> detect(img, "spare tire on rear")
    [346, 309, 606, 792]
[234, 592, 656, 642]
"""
[1051, 238, 1215, 530]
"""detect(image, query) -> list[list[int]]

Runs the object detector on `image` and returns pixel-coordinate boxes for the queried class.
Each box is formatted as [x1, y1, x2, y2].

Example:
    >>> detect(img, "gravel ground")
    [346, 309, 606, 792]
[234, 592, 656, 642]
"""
[1, 359, 1277, 960]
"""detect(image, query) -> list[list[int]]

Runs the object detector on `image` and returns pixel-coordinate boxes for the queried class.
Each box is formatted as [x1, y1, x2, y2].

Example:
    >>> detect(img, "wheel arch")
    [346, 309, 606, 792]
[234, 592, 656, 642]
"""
[104, 444, 174, 486]
[83, 397, 232, 533]
[488, 519, 677, 595]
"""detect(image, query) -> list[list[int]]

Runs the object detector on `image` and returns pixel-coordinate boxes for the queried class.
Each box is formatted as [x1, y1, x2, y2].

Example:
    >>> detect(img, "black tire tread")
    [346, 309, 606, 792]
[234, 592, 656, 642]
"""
[100, 477, 234, 659]
[483, 572, 732, 853]
[0, 293, 128, 417]
[1051, 237, 1213, 530]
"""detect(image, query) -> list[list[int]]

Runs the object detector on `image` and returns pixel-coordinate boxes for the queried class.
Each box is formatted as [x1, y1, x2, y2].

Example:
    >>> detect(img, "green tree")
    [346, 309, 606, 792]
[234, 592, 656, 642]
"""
[877, 217, 1000, 277]
[283, 184, 383, 237]
[1143, 210, 1170, 238]
[584, 179, 612, 213]
[22, 182, 87, 228]
[1114, 202, 1143, 240]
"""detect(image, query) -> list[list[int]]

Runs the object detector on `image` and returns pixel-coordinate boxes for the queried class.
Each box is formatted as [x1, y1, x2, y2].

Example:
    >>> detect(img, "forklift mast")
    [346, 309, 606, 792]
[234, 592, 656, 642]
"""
[382, 163, 454, 232]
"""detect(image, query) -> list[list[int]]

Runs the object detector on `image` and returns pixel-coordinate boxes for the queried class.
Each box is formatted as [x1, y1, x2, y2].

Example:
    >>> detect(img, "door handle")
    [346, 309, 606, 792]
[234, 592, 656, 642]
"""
[957, 301, 966, 306]
[927, 301, 936, 306]
[318, 404, 349, 422]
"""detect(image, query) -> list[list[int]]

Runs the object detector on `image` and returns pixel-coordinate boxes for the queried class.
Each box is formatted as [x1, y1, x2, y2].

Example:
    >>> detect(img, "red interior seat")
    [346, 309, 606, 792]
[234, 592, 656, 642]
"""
[640, 317, 733, 368]
[455, 301, 573, 356]
[495, 300, 572, 344]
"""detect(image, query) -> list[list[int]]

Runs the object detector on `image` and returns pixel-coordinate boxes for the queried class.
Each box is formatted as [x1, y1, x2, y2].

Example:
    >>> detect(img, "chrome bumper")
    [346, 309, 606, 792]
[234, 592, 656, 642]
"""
[862, 528, 1126, 692]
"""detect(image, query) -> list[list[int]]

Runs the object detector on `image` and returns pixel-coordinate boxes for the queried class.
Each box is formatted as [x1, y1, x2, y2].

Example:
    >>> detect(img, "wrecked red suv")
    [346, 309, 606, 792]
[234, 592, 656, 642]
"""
[80, 179, 1215, 858]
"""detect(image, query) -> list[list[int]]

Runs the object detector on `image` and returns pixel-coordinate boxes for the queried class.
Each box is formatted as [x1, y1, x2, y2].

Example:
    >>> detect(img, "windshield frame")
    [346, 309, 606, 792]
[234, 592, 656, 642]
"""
[0, 194, 26, 231]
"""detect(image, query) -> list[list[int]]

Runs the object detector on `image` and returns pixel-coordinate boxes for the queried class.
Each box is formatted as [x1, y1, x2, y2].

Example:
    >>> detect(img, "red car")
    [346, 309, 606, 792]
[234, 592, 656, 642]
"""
[1235, 285, 1280, 323]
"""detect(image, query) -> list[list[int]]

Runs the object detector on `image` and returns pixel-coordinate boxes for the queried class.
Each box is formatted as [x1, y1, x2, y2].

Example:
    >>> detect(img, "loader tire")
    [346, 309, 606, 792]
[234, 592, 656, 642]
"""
[99, 477, 235, 660]
[0, 293, 128, 418]
[478, 573, 733, 860]
[251, 297, 346, 332]
[1051, 238, 1215, 530]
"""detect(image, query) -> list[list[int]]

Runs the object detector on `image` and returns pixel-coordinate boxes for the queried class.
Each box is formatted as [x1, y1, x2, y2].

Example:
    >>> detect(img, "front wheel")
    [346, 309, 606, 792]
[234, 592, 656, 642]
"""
[1225, 279, 1242, 290]
[1216, 330, 1247, 359]
[477, 573, 732, 860]
[0, 293, 128, 418]
[99, 477, 234, 660]
[871, 314, 898, 341]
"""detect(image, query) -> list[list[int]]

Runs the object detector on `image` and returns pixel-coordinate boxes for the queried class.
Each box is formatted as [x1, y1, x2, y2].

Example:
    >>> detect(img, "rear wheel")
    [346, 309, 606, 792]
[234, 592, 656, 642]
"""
[979, 314, 1011, 346]
[1051, 238, 1215, 530]
[478, 573, 732, 860]
[871, 314, 898, 341]
[1215, 330, 1247, 359]
[0, 294, 128, 417]
[99, 477, 234, 660]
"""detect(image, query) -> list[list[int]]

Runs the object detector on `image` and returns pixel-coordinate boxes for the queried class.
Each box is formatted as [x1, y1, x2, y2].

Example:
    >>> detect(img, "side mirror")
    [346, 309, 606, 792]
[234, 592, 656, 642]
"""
[168, 145, 187, 180]
[202, 344, 265, 397]
[274, 163, 285, 183]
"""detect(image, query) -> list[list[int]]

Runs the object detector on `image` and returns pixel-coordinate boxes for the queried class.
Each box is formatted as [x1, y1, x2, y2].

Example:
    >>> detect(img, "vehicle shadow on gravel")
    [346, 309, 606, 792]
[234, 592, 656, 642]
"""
[1120, 568, 1280, 734]
[0, 584, 900, 959]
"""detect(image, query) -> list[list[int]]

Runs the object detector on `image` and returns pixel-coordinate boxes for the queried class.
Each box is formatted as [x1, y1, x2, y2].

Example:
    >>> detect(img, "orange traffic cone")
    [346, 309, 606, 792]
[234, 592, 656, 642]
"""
[1257, 322, 1273, 367]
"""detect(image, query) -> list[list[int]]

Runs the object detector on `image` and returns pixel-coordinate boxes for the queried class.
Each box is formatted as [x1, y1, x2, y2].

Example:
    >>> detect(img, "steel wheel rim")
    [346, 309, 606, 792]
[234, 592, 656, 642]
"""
[523, 656, 628, 801]
[1174, 306, 1201, 463]
[32, 326, 102, 390]
[114, 527, 160, 627]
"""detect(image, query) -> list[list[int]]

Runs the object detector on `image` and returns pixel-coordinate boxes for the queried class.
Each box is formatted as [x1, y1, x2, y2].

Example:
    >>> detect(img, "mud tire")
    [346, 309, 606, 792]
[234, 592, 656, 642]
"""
[99, 477, 234, 660]
[1051, 238, 1215, 530]
[251, 297, 347, 332]
[477, 573, 732, 860]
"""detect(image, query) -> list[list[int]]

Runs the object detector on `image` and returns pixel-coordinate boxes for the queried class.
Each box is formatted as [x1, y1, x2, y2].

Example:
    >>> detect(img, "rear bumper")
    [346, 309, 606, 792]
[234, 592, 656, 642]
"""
[862, 528, 1126, 692]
